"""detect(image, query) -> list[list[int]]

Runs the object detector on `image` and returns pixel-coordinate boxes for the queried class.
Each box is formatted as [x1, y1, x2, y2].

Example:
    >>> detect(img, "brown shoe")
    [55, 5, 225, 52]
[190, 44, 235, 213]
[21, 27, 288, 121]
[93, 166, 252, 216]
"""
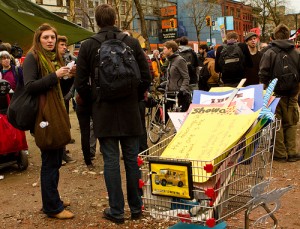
[63, 201, 71, 207]
[50, 210, 74, 219]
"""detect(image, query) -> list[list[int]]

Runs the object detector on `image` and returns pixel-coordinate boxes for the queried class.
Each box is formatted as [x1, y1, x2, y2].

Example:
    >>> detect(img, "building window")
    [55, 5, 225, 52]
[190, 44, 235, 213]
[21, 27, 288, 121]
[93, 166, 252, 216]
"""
[146, 20, 158, 37]
[36, 0, 43, 4]
[230, 8, 234, 16]
[237, 9, 240, 18]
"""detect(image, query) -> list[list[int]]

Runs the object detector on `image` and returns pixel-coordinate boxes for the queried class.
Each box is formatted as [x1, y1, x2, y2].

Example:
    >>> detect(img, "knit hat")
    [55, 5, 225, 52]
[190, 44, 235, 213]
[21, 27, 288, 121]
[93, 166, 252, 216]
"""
[244, 32, 257, 42]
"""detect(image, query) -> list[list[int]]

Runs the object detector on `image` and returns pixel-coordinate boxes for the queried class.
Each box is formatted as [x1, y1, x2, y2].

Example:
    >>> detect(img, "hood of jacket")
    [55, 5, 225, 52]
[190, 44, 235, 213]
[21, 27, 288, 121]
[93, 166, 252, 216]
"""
[178, 45, 192, 52]
[271, 40, 295, 51]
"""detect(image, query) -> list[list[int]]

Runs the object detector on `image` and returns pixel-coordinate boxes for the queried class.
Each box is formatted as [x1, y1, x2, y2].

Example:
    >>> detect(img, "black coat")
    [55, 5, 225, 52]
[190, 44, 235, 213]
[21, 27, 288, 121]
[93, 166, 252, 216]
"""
[75, 26, 151, 138]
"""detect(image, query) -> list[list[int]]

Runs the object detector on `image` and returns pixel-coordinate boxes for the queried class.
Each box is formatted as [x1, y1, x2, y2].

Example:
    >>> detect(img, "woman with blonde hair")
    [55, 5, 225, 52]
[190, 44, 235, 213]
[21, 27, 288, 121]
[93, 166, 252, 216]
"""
[23, 23, 74, 219]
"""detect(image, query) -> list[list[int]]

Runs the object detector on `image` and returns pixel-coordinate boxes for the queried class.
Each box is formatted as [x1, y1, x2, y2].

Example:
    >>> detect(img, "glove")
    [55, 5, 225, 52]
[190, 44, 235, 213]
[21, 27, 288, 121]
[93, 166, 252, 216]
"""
[64, 91, 73, 102]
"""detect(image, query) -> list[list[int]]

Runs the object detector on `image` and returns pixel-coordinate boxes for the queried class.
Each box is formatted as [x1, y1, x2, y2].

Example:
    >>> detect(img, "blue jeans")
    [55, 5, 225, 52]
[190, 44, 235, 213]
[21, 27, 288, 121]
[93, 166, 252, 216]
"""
[40, 148, 64, 215]
[99, 136, 142, 217]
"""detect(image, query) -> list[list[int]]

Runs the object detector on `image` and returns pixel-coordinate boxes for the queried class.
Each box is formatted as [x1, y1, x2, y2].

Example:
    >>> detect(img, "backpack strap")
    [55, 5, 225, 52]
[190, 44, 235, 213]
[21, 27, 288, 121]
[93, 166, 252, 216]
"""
[90, 33, 106, 45]
[270, 46, 298, 79]
[91, 31, 128, 44]
[116, 32, 128, 41]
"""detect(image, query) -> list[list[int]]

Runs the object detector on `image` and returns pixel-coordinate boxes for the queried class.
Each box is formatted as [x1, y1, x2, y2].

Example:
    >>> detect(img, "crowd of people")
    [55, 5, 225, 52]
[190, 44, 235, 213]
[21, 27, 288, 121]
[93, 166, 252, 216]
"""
[0, 3, 299, 224]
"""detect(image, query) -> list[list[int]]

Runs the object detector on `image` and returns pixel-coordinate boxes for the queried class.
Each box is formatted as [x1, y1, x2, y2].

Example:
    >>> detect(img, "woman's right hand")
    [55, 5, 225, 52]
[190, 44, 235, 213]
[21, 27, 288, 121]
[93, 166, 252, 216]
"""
[56, 66, 71, 79]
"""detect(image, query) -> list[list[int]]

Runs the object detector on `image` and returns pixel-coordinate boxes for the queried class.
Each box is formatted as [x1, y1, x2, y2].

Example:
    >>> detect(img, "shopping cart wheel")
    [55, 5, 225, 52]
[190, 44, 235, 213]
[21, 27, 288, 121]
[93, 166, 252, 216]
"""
[17, 150, 29, 171]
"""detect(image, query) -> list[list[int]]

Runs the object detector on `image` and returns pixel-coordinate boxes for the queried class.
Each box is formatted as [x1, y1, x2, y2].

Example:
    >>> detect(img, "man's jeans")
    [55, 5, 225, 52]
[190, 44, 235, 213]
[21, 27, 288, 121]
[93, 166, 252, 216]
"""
[99, 136, 142, 217]
[41, 148, 64, 215]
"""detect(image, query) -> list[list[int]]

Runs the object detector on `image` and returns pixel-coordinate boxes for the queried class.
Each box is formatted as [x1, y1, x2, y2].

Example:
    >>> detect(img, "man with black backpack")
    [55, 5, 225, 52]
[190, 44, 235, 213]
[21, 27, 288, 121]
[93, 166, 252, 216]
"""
[75, 4, 151, 224]
[215, 31, 253, 87]
[178, 36, 200, 86]
[259, 24, 300, 163]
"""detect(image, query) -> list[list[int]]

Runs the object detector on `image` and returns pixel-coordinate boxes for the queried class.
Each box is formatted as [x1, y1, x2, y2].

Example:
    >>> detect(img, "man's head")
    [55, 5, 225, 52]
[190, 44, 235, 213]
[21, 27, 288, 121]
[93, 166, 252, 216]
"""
[199, 44, 208, 55]
[244, 32, 258, 49]
[273, 24, 290, 40]
[163, 40, 178, 57]
[226, 31, 238, 43]
[179, 36, 189, 45]
[57, 35, 68, 56]
[95, 4, 116, 28]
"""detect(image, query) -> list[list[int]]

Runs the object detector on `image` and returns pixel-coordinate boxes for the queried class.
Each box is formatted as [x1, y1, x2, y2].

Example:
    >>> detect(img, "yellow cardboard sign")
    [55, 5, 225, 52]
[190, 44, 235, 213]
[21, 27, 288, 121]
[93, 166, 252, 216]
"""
[161, 107, 260, 183]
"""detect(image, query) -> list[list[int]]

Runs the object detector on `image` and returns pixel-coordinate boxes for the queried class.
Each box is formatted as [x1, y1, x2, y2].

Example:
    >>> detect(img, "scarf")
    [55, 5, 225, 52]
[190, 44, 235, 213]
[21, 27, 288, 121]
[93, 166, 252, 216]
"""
[38, 51, 65, 107]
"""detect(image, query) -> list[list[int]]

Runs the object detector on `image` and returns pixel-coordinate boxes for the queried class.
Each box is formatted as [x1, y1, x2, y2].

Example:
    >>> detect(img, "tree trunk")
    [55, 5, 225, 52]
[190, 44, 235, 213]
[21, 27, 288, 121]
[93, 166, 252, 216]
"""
[69, 0, 75, 22]
[133, 0, 150, 50]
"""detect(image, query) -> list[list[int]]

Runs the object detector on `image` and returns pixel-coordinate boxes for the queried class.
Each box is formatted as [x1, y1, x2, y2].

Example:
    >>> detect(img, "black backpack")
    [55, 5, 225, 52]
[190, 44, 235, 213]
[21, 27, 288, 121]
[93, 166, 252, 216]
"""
[198, 63, 211, 91]
[270, 46, 300, 96]
[218, 43, 245, 79]
[91, 32, 141, 101]
[179, 49, 197, 84]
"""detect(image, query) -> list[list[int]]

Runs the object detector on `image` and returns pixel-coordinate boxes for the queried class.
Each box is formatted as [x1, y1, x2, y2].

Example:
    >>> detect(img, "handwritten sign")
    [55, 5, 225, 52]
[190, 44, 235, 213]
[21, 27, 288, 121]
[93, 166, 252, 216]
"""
[161, 108, 260, 183]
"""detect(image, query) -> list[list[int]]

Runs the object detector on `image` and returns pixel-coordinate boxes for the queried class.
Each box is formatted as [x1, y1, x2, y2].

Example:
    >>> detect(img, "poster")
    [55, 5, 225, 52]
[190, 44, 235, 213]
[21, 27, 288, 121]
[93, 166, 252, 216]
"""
[161, 108, 260, 183]
[193, 84, 264, 111]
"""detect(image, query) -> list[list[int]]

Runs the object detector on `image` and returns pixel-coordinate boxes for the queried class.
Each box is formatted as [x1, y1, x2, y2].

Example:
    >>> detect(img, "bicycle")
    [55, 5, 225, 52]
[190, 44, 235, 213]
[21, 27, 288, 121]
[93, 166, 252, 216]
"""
[147, 84, 181, 144]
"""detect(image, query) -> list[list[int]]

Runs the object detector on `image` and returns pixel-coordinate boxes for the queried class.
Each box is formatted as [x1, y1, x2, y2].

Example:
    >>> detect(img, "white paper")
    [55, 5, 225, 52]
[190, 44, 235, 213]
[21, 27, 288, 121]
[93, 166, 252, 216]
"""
[66, 60, 75, 69]
[168, 112, 187, 132]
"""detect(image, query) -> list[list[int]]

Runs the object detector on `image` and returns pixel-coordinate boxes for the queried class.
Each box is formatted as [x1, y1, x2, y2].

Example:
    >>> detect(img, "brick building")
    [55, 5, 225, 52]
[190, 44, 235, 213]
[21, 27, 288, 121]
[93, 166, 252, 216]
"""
[219, 0, 254, 42]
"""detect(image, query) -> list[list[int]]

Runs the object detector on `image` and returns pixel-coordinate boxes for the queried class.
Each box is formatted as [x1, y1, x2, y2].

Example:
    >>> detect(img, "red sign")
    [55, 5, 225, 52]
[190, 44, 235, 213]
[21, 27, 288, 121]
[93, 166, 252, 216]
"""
[161, 6, 177, 17]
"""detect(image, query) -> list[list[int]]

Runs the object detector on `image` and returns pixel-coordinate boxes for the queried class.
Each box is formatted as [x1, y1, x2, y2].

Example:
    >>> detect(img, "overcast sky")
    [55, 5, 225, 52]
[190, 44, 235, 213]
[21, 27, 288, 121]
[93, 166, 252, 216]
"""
[286, 0, 300, 13]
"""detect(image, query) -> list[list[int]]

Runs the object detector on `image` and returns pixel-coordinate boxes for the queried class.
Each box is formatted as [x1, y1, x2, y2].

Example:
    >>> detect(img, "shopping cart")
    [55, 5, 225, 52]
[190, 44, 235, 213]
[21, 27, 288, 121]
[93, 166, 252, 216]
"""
[138, 118, 290, 228]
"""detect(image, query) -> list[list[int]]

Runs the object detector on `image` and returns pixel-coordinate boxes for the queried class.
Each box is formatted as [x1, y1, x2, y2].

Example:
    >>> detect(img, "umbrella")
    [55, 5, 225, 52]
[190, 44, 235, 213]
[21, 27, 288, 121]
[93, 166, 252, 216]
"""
[0, 0, 94, 53]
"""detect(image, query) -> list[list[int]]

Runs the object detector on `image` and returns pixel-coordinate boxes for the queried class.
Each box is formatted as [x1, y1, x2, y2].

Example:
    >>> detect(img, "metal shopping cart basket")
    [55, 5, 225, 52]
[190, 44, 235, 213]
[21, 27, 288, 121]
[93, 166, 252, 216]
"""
[138, 118, 289, 228]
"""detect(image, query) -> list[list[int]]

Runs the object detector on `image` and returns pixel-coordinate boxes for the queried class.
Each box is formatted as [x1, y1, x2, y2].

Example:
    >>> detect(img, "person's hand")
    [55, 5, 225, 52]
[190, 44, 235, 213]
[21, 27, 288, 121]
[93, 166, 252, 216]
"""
[64, 91, 73, 102]
[68, 65, 77, 77]
[56, 66, 70, 79]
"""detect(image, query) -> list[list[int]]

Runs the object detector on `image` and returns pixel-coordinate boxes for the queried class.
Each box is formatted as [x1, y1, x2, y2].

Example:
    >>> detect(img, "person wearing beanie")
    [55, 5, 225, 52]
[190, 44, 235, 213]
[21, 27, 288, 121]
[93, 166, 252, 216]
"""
[259, 24, 300, 162]
[244, 32, 262, 86]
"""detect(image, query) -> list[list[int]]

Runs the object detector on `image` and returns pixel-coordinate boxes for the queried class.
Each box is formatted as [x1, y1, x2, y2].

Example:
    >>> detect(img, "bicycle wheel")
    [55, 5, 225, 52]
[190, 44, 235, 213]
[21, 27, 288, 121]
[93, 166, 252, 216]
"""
[148, 105, 163, 144]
